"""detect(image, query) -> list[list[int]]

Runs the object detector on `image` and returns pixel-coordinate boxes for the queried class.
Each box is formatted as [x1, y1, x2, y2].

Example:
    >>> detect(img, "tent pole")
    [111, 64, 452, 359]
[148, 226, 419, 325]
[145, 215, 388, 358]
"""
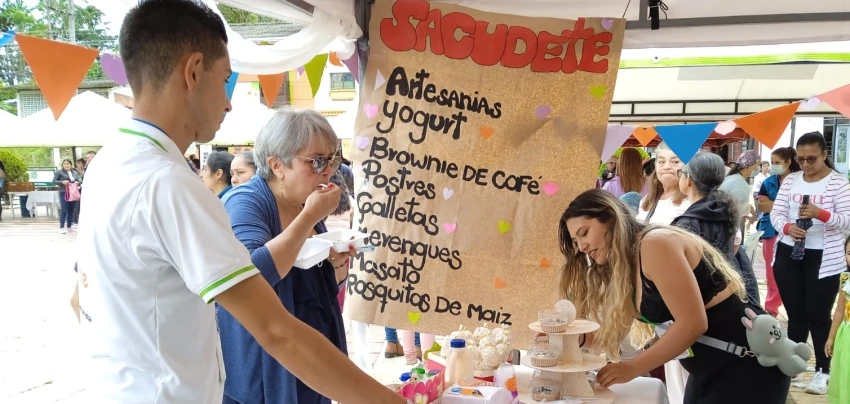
[355, 0, 372, 82]
[627, 12, 850, 30]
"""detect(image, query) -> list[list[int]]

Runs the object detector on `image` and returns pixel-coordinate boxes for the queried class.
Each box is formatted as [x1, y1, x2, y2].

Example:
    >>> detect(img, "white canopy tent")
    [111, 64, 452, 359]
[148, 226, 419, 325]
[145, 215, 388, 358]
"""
[207, 99, 277, 146]
[86, 0, 850, 78]
[0, 91, 131, 148]
[0, 109, 20, 135]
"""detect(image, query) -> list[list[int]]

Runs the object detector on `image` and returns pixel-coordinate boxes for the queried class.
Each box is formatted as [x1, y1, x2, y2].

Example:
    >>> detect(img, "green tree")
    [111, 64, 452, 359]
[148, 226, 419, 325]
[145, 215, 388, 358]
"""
[218, 4, 277, 24]
[0, 0, 116, 86]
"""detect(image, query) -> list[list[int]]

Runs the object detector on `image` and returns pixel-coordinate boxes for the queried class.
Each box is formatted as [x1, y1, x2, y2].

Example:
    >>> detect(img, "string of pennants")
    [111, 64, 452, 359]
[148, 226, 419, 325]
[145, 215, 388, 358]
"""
[0, 30, 362, 120]
[602, 84, 850, 164]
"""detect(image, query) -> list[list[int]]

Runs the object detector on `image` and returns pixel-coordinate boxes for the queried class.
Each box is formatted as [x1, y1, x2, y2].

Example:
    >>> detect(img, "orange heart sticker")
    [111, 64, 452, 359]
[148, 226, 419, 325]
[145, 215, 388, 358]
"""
[540, 258, 552, 269]
[494, 277, 508, 289]
[480, 126, 495, 139]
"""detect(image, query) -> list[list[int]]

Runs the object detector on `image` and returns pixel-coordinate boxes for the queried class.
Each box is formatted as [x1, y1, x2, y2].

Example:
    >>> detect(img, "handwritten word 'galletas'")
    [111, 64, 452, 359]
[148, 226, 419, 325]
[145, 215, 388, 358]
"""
[380, 0, 613, 74]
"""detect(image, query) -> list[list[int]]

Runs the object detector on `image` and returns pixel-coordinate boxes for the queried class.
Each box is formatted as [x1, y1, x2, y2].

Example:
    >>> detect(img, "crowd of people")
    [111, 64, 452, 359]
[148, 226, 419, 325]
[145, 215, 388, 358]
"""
[594, 138, 849, 403]
[13, 1, 844, 404]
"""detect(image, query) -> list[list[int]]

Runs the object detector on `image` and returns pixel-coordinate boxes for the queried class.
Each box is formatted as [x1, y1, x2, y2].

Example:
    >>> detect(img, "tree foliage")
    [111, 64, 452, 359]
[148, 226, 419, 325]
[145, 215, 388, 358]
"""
[0, 148, 30, 182]
[218, 4, 277, 24]
[0, 0, 116, 87]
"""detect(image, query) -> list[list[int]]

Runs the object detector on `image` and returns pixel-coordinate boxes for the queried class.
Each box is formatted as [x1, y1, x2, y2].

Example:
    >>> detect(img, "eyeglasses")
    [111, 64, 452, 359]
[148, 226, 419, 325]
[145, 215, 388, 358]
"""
[293, 154, 341, 174]
[676, 169, 688, 178]
[796, 155, 821, 165]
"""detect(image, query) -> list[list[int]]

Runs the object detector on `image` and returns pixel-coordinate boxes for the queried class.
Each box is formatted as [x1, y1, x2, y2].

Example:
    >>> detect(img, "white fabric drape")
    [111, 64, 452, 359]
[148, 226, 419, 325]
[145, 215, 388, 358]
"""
[84, 0, 360, 75]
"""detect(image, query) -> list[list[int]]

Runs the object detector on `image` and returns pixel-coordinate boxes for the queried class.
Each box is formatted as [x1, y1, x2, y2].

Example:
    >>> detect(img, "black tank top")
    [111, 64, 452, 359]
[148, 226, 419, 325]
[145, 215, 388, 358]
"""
[636, 242, 728, 325]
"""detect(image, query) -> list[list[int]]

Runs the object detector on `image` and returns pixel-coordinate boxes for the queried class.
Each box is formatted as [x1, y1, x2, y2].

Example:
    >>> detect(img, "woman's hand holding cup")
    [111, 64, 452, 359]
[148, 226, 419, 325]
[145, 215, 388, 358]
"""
[303, 183, 342, 223]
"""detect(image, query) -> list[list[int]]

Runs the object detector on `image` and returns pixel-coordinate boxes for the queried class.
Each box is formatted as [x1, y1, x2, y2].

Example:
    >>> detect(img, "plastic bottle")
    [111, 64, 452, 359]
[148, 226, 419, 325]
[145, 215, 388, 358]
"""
[444, 338, 474, 386]
[494, 362, 519, 403]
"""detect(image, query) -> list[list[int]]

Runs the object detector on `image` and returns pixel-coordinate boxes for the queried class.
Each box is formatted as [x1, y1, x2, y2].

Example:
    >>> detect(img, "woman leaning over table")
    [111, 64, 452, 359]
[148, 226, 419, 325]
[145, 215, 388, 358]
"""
[218, 108, 354, 404]
[562, 189, 790, 404]
[770, 132, 850, 395]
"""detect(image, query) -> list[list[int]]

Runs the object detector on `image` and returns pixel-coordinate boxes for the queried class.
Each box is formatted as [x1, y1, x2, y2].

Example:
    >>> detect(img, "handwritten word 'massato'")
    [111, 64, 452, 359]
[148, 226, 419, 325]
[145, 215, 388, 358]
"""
[386, 67, 502, 120]
[380, 0, 613, 74]
[369, 137, 542, 195]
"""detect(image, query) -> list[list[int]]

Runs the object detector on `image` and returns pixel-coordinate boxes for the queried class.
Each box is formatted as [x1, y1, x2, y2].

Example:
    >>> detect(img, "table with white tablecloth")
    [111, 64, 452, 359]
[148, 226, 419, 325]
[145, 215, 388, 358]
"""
[10, 191, 58, 218]
[515, 363, 669, 404]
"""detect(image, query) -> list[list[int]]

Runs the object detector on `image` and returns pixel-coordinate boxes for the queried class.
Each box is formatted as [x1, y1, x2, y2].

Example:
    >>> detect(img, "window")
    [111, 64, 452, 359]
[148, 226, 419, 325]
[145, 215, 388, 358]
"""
[330, 72, 355, 90]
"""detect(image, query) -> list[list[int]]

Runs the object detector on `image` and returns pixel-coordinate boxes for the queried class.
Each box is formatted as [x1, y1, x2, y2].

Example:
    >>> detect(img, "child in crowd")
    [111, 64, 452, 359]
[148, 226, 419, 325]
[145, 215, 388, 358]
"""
[825, 237, 850, 403]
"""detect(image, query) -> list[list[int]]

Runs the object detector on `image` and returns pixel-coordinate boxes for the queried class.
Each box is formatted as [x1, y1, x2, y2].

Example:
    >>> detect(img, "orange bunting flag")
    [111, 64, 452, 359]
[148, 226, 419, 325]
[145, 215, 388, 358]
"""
[15, 34, 99, 120]
[632, 126, 658, 146]
[818, 84, 850, 119]
[328, 52, 343, 67]
[734, 102, 800, 149]
[257, 73, 285, 108]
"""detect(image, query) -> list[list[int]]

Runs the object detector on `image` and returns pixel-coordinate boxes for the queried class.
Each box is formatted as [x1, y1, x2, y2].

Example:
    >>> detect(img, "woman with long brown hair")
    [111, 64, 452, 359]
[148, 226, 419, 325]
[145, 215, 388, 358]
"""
[560, 189, 790, 403]
[603, 148, 648, 198]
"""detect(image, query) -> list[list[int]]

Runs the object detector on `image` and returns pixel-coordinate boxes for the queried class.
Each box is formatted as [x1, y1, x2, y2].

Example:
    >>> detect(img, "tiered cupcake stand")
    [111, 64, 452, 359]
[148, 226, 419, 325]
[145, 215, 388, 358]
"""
[520, 319, 615, 403]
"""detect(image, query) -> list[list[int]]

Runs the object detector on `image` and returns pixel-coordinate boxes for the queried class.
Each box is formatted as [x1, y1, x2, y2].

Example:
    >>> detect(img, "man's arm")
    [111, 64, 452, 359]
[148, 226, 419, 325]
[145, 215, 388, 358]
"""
[215, 275, 404, 404]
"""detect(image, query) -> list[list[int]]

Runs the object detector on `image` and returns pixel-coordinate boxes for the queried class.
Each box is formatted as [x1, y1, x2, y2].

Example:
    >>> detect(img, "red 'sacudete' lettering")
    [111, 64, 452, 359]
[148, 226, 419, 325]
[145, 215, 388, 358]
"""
[380, 0, 613, 74]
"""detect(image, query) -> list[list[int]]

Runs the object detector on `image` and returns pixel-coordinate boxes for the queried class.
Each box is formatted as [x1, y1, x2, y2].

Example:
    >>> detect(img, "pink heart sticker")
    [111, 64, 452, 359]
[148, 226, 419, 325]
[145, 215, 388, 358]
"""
[535, 105, 552, 119]
[714, 120, 736, 135]
[601, 18, 614, 30]
[442, 187, 454, 200]
[443, 222, 457, 234]
[542, 182, 559, 196]
[355, 136, 370, 150]
[363, 104, 379, 119]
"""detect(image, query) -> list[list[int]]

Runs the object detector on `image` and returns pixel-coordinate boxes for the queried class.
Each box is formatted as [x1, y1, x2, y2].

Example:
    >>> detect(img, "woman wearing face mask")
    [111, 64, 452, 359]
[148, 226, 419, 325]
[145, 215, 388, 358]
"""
[756, 147, 801, 316]
[562, 189, 790, 404]
[637, 143, 690, 225]
[770, 132, 850, 395]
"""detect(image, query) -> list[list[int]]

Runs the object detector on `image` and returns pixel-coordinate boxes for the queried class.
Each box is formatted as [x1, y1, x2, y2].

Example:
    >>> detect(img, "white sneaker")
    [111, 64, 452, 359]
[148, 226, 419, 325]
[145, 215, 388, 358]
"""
[59, 228, 67, 234]
[805, 370, 829, 395]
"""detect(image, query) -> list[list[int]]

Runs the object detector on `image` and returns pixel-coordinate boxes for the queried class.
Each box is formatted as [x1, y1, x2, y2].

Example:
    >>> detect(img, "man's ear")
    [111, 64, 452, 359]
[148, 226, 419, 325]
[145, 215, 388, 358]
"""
[183, 52, 204, 92]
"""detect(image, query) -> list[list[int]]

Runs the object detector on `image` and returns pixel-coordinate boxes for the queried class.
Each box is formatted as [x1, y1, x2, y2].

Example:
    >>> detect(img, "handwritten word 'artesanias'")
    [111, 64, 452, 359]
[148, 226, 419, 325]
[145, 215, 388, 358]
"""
[380, 0, 613, 74]
[386, 67, 502, 120]
[369, 137, 542, 196]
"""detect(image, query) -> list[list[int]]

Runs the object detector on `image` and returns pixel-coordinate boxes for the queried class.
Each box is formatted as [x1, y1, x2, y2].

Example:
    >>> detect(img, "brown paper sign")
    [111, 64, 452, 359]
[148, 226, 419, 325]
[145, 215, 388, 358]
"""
[344, 0, 625, 343]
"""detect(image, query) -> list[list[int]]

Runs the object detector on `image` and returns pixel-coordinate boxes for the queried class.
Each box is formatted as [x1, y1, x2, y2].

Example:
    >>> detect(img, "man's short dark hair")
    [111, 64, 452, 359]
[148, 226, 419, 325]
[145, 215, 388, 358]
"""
[119, 0, 229, 94]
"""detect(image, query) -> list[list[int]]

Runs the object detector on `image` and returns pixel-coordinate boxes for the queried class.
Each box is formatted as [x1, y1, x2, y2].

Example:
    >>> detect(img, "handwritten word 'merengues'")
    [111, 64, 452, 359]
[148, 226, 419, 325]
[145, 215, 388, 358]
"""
[369, 137, 542, 195]
[380, 0, 613, 74]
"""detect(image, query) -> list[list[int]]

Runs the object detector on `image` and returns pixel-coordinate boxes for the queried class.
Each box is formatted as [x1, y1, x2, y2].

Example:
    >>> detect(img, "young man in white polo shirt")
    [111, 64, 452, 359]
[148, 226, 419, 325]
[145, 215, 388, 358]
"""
[75, 1, 406, 403]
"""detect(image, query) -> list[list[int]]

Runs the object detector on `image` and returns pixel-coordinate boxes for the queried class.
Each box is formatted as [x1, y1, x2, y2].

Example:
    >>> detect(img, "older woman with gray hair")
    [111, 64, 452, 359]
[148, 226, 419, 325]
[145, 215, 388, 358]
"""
[217, 108, 355, 404]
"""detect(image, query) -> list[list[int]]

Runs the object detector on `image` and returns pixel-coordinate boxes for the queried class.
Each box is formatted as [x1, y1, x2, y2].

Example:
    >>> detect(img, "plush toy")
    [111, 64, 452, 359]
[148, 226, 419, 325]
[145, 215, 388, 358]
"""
[741, 308, 811, 376]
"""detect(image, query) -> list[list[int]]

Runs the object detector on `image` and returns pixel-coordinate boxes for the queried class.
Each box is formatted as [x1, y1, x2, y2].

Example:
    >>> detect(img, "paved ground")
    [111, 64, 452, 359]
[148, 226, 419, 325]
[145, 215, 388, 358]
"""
[0, 206, 832, 403]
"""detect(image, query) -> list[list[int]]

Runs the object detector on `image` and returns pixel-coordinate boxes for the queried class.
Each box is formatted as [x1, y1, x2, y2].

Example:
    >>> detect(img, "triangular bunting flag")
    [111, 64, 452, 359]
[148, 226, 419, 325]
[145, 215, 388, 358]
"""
[304, 53, 329, 98]
[601, 125, 636, 162]
[297, 66, 305, 77]
[818, 84, 850, 119]
[328, 52, 343, 67]
[735, 102, 800, 149]
[257, 73, 285, 108]
[16, 34, 99, 120]
[632, 126, 658, 146]
[655, 123, 716, 164]
[375, 69, 386, 90]
[225, 71, 239, 100]
[101, 53, 128, 86]
[342, 48, 360, 84]
[0, 30, 14, 46]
